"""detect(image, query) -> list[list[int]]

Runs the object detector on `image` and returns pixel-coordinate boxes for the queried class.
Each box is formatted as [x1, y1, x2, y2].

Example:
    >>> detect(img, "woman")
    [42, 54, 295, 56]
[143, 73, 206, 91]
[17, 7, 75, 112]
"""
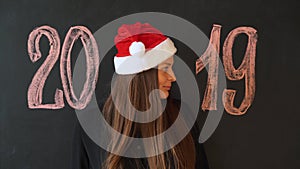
[71, 22, 209, 169]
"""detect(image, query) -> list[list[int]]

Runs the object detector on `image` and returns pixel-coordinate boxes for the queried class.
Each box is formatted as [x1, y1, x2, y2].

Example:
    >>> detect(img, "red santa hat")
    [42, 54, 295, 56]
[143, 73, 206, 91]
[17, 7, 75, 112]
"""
[114, 22, 177, 74]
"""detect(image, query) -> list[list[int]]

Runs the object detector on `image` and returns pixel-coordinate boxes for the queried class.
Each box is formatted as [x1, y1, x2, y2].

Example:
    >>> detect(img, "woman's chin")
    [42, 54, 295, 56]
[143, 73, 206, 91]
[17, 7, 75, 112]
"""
[159, 91, 169, 99]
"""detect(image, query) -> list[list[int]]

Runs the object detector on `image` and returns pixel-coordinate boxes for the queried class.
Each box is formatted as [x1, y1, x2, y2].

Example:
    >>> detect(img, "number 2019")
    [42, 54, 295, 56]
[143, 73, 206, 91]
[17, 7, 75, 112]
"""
[27, 25, 257, 116]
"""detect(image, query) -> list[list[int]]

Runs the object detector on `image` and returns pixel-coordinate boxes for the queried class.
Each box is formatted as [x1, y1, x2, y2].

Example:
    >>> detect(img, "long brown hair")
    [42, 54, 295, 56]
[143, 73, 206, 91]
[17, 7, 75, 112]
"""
[102, 68, 196, 169]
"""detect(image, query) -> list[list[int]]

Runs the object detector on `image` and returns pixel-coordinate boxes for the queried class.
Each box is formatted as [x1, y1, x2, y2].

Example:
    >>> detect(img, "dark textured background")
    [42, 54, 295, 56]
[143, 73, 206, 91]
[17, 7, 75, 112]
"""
[1, 0, 299, 169]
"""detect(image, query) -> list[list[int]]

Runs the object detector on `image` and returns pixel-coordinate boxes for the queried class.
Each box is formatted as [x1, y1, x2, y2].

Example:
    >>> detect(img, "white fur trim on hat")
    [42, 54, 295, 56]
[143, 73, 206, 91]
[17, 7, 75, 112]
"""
[114, 38, 177, 75]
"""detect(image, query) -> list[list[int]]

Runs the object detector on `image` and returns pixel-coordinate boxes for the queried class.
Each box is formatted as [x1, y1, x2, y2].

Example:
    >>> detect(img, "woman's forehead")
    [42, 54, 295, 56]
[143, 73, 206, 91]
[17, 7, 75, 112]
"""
[161, 56, 174, 65]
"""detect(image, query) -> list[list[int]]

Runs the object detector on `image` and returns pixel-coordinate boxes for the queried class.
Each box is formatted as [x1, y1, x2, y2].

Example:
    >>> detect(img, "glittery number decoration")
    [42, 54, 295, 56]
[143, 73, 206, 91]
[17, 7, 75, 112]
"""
[196, 24, 221, 111]
[222, 27, 258, 115]
[27, 26, 64, 109]
[60, 26, 99, 110]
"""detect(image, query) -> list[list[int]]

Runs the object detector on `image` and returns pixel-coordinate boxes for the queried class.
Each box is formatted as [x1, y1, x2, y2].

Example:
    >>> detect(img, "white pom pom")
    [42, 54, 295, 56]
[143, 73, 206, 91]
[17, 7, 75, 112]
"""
[129, 41, 145, 57]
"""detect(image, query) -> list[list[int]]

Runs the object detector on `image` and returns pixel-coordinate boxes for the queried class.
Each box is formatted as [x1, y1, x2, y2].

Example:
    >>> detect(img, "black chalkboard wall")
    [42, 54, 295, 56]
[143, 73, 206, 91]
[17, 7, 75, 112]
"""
[1, 0, 299, 169]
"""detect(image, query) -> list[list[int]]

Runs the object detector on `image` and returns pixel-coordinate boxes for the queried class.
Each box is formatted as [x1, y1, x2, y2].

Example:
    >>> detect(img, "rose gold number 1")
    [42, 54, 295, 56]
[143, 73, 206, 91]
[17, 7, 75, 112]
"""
[196, 24, 221, 111]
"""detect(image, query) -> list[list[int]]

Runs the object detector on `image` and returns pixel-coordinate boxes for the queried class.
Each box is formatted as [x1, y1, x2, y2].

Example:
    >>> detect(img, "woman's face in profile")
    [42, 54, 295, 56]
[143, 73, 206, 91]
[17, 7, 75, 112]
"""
[158, 56, 176, 99]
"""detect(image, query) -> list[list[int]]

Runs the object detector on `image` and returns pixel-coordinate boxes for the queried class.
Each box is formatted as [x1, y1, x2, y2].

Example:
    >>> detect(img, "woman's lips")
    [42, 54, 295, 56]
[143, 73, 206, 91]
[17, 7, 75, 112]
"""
[163, 86, 171, 90]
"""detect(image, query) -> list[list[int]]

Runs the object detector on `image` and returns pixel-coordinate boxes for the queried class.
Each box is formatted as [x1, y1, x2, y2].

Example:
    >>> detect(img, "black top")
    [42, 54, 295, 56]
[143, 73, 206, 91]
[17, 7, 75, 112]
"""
[70, 99, 210, 169]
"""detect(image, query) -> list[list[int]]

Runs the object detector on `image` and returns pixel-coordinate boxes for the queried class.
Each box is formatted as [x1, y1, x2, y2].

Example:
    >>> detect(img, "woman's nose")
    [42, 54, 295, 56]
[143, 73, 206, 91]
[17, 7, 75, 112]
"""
[168, 70, 176, 82]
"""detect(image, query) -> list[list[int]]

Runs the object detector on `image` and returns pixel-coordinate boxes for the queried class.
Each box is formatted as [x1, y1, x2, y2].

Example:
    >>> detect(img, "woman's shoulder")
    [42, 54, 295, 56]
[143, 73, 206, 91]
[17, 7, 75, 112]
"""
[71, 120, 107, 169]
[168, 98, 210, 169]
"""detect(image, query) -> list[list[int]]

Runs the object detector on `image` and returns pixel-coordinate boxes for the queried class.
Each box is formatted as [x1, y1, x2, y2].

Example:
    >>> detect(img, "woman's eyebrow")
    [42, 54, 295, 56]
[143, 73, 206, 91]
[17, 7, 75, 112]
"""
[163, 63, 172, 66]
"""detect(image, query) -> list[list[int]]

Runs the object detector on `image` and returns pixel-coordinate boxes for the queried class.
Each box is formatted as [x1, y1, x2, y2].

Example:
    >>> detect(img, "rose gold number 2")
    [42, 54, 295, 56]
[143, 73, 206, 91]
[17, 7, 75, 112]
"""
[27, 26, 64, 109]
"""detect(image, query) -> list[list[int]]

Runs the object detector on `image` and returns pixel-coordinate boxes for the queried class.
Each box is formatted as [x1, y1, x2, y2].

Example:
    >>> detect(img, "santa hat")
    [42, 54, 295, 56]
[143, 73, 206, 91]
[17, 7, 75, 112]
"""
[114, 22, 177, 74]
